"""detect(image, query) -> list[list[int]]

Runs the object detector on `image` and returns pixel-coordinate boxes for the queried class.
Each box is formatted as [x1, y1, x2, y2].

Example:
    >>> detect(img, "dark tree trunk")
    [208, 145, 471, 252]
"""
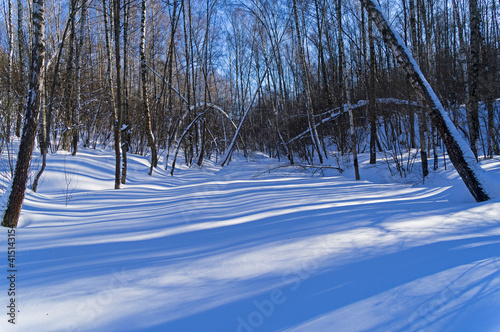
[368, 19, 377, 164]
[164, 0, 180, 168]
[62, 0, 76, 151]
[468, 0, 481, 159]
[409, 0, 428, 178]
[102, 0, 120, 189]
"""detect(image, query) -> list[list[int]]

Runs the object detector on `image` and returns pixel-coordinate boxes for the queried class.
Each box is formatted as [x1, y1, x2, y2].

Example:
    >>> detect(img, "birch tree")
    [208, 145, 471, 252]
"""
[121, 0, 130, 183]
[292, 0, 325, 164]
[32, 17, 72, 193]
[337, 0, 359, 179]
[2, 0, 46, 227]
[140, 0, 158, 175]
[16, 0, 27, 138]
[4, 0, 14, 147]
[72, 0, 88, 156]
[112, 0, 122, 188]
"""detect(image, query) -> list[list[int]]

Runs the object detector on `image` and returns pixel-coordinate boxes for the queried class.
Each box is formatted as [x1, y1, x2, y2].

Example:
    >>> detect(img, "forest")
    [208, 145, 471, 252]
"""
[0, 0, 500, 228]
[0, 0, 499, 223]
[1, 1, 500, 331]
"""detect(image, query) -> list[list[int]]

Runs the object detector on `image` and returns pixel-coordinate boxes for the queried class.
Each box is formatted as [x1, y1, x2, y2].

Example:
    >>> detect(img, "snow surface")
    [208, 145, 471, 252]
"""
[1, 148, 500, 332]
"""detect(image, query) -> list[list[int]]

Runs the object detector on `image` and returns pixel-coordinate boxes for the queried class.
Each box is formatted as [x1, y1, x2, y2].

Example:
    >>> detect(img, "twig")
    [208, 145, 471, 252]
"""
[254, 164, 344, 178]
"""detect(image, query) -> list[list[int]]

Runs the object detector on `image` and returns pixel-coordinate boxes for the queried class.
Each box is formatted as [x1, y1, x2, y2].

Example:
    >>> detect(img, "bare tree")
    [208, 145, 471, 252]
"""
[16, 0, 27, 138]
[61, 0, 77, 151]
[452, 0, 468, 109]
[164, 0, 181, 167]
[2, 0, 46, 227]
[368, 16, 377, 164]
[121, 0, 130, 184]
[409, 0, 428, 178]
[140, 0, 158, 175]
[6, 0, 14, 144]
[33, 14, 72, 193]
[292, 0, 325, 164]
[468, 0, 481, 159]
[337, 0, 359, 179]
[72, 0, 88, 156]
[113, 0, 123, 188]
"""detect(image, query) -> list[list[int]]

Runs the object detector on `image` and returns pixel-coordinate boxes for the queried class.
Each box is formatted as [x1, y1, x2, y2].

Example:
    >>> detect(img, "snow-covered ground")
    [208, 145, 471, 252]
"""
[1, 147, 500, 331]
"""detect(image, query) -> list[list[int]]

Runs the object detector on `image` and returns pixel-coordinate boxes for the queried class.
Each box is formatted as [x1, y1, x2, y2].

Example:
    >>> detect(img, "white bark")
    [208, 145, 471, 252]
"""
[360, 0, 493, 202]
[73, 0, 87, 156]
[2, 0, 46, 227]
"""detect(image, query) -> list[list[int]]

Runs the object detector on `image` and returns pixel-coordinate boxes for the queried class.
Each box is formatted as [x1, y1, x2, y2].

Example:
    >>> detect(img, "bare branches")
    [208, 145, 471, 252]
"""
[254, 164, 344, 178]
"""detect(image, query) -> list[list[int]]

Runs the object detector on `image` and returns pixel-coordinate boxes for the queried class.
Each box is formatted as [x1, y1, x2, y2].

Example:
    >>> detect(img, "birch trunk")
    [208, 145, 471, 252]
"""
[452, 0, 469, 116]
[347, 76, 360, 180]
[140, 0, 158, 175]
[72, 0, 87, 156]
[33, 16, 72, 193]
[360, 0, 491, 202]
[16, 0, 27, 138]
[113, 0, 123, 188]
[103, 0, 120, 189]
[121, 0, 130, 184]
[6, 0, 14, 143]
[2, 0, 46, 227]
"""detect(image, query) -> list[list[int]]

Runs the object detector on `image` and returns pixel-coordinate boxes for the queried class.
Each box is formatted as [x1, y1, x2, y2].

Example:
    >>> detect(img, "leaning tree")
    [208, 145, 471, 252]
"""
[359, 0, 492, 202]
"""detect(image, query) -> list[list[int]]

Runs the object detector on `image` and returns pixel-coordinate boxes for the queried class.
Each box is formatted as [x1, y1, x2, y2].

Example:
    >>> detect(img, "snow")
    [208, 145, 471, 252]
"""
[1, 147, 500, 331]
